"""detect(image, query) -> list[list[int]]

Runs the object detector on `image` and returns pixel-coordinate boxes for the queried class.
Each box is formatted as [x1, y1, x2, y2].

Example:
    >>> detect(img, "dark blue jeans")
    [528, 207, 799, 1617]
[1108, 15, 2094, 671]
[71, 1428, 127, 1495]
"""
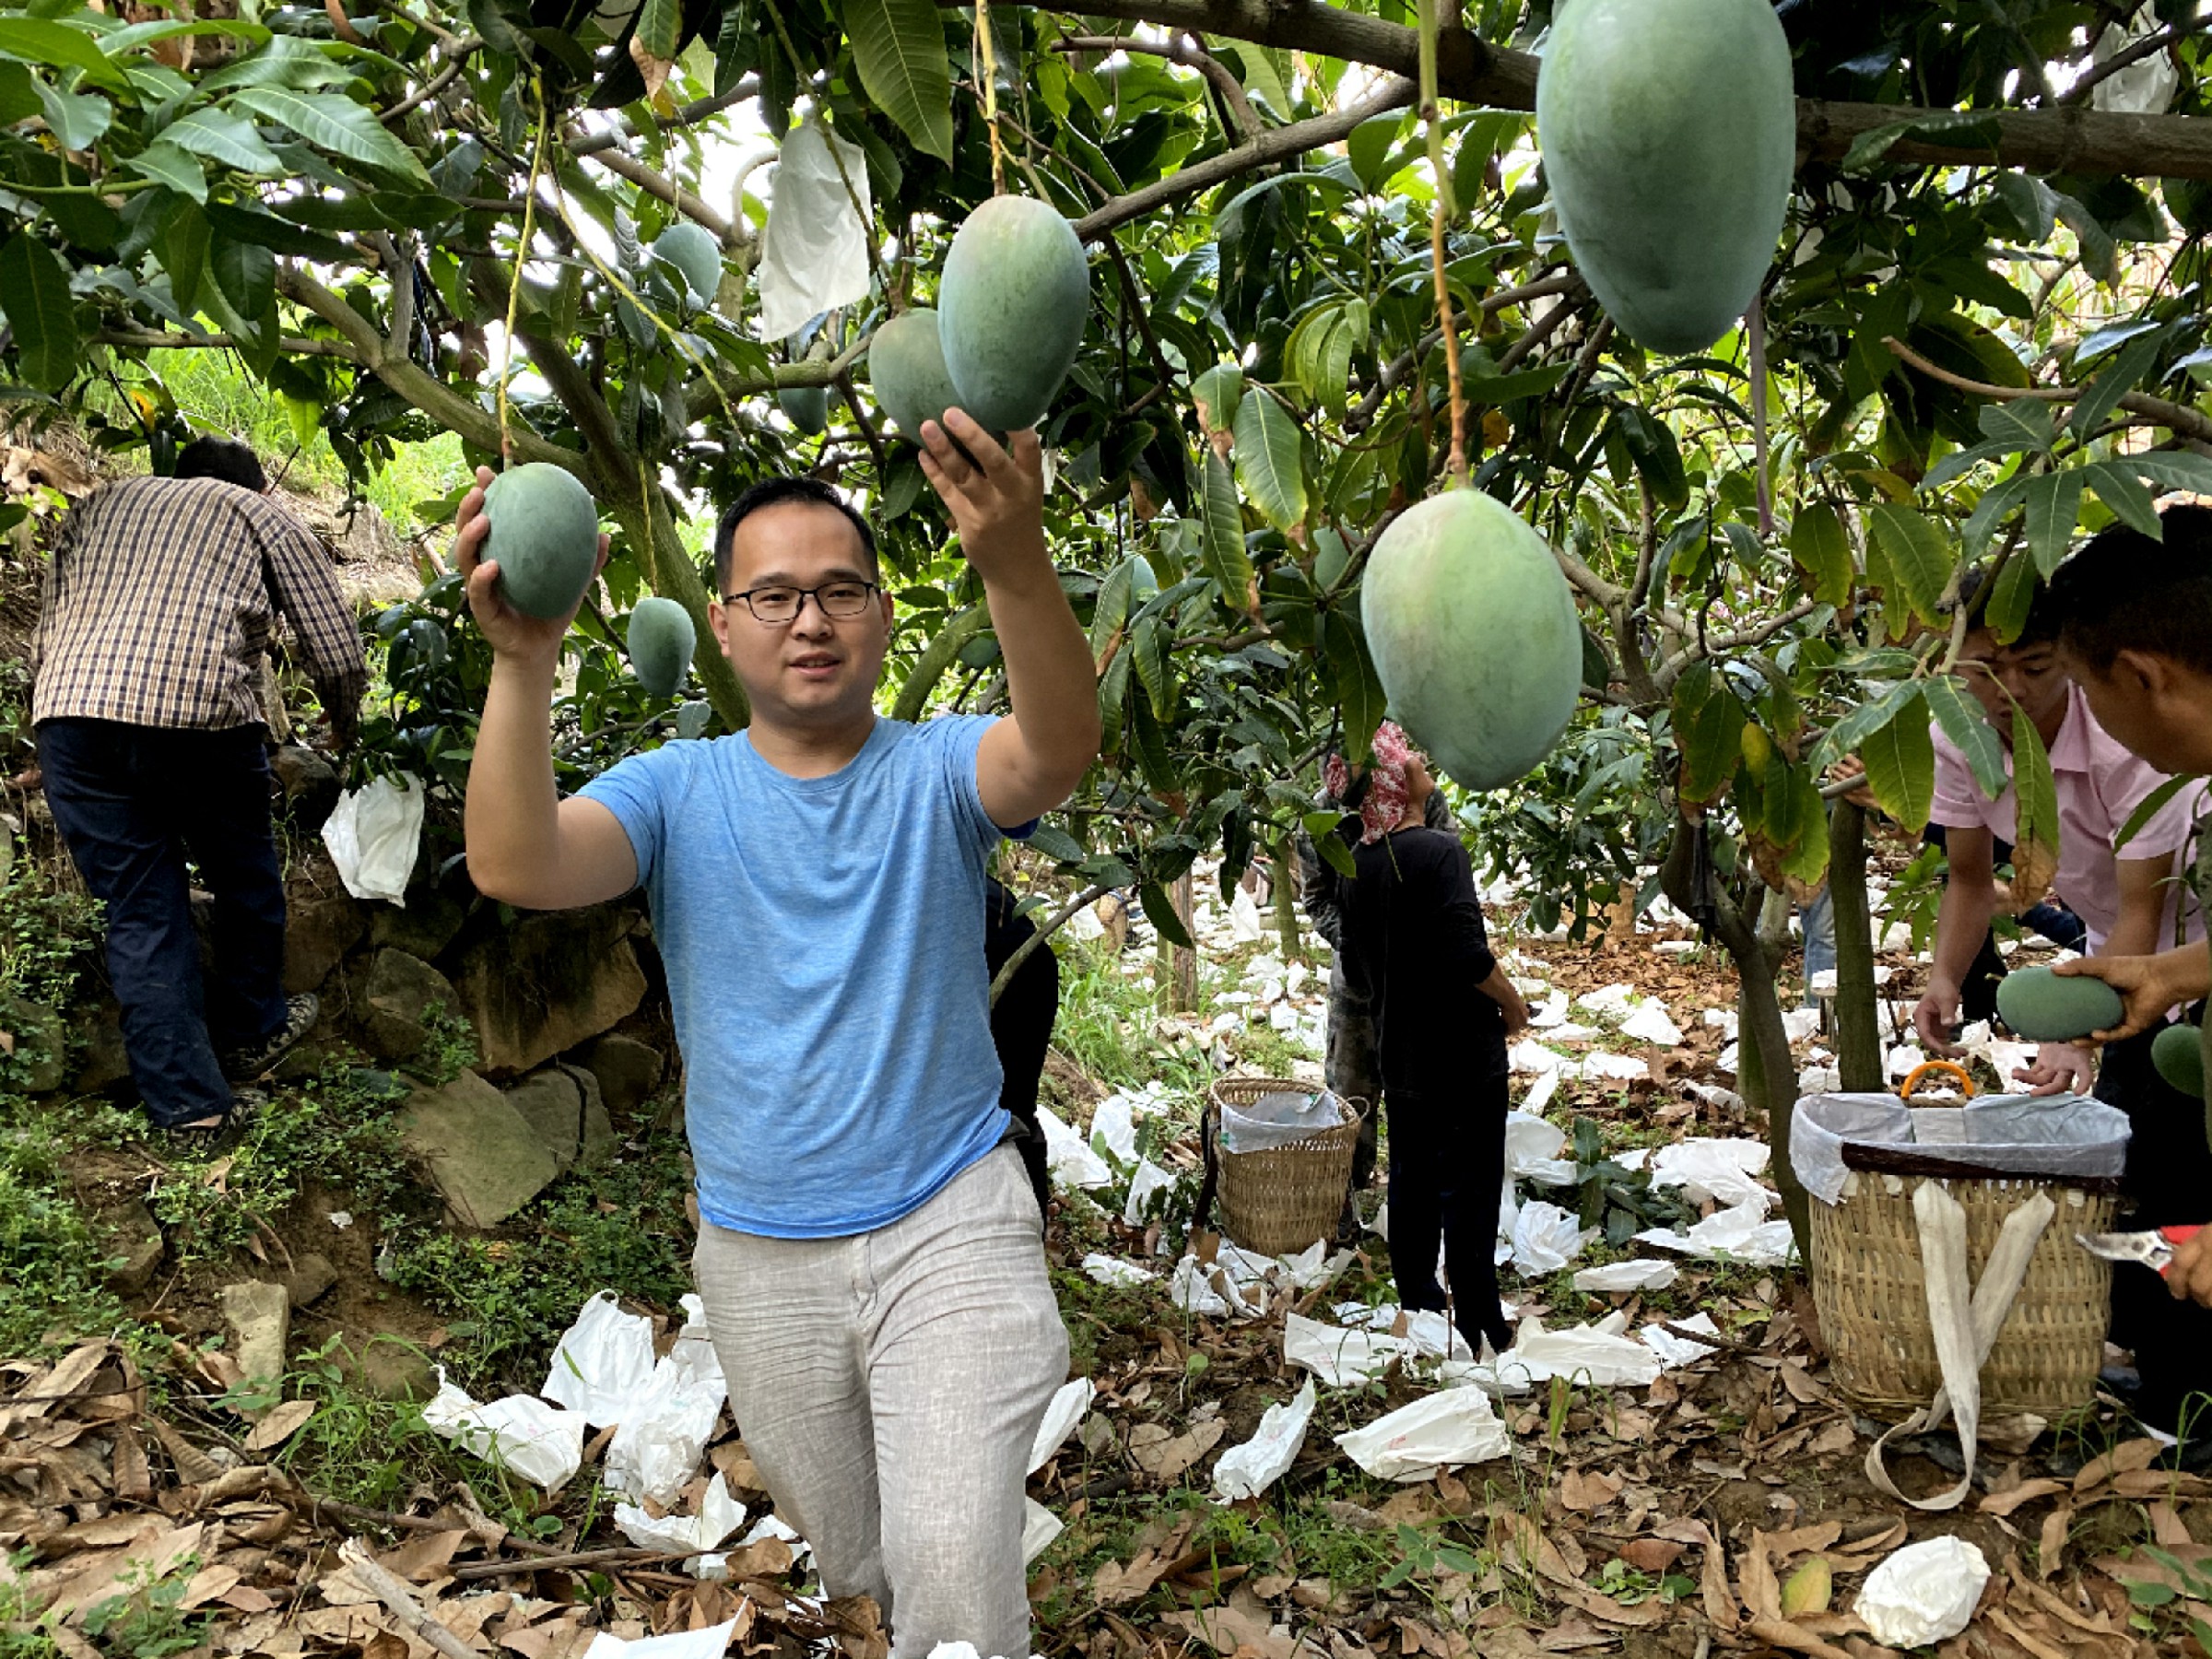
[37, 719, 287, 1127]
[1383, 1067, 1513, 1356]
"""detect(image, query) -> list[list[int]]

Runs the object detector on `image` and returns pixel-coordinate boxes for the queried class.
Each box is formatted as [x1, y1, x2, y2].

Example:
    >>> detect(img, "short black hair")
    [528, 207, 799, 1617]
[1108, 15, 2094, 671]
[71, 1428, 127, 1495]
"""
[712, 477, 877, 595]
[174, 435, 267, 492]
[2049, 502, 2212, 676]
[1958, 561, 2061, 649]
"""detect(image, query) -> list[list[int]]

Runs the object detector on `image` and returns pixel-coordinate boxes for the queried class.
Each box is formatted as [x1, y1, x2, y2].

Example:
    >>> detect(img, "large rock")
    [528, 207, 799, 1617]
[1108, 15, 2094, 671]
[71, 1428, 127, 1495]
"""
[285, 893, 367, 995]
[0, 994, 65, 1093]
[75, 998, 130, 1091]
[359, 948, 460, 1063]
[566, 1062, 617, 1169]
[503, 1068, 585, 1171]
[399, 1070, 562, 1228]
[370, 885, 469, 962]
[272, 746, 341, 833]
[103, 1200, 166, 1293]
[580, 1033, 665, 1117]
[452, 905, 647, 1075]
[219, 1281, 291, 1411]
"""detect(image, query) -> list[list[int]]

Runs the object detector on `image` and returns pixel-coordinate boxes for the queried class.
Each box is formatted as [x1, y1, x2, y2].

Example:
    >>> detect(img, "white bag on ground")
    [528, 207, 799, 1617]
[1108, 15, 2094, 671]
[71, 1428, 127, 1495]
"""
[422, 1370, 584, 1489]
[614, 1472, 747, 1569]
[1508, 1200, 1595, 1276]
[755, 119, 872, 340]
[1039, 1104, 1113, 1188]
[583, 1618, 739, 1659]
[1853, 1535, 1990, 1647]
[605, 1295, 728, 1505]
[1213, 1380, 1315, 1500]
[1647, 1138, 1771, 1208]
[1635, 1199, 1797, 1265]
[543, 1290, 656, 1427]
[1336, 1387, 1511, 1479]
[323, 772, 423, 905]
[1027, 1378, 1093, 1473]
[1285, 1312, 1411, 1386]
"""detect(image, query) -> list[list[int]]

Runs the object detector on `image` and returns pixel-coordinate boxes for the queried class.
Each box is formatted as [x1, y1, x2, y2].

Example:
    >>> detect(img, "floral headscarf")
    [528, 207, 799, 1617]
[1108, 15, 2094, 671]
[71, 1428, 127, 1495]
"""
[1324, 721, 1417, 845]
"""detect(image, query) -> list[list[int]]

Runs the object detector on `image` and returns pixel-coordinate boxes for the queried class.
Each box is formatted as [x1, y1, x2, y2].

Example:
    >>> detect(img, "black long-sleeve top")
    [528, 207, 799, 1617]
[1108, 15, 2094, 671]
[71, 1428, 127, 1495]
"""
[1336, 826, 1506, 1091]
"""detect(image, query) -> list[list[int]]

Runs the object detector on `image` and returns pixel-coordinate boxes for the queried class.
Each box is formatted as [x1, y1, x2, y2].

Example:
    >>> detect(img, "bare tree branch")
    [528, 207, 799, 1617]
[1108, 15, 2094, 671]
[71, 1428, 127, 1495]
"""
[1344, 273, 1583, 431]
[1884, 333, 2212, 446]
[1073, 76, 1418, 242]
[580, 147, 737, 245]
[1053, 33, 1261, 138]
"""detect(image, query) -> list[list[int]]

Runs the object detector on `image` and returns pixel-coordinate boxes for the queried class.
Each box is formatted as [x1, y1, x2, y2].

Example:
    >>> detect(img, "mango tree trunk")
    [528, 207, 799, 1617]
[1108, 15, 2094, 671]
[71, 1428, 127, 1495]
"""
[1158, 869, 1199, 1012]
[603, 486, 750, 733]
[1661, 818, 1814, 1261]
[1829, 800, 1886, 1093]
[1272, 836, 1304, 962]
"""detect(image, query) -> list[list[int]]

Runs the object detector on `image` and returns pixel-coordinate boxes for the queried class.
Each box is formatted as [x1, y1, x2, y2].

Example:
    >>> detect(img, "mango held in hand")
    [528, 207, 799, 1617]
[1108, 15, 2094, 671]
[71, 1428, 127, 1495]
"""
[627, 596, 697, 699]
[1994, 966, 2124, 1043]
[1360, 489, 1582, 792]
[483, 463, 600, 620]
[1536, 0, 1794, 354]
[938, 195, 1089, 432]
[2153, 1021, 2206, 1098]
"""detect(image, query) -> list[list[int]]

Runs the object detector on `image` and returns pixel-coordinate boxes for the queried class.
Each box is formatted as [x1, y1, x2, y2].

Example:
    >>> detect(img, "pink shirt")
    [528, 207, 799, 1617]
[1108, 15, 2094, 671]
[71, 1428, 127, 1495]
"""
[1929, 683, 2206, 955]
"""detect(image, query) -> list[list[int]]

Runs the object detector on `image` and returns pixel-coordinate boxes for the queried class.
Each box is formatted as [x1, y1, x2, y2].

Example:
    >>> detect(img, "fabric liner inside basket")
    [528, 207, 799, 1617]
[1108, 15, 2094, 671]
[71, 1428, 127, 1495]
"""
[1219, 1088, 1346, 1155]
[1790, 1091, 2131, 1206]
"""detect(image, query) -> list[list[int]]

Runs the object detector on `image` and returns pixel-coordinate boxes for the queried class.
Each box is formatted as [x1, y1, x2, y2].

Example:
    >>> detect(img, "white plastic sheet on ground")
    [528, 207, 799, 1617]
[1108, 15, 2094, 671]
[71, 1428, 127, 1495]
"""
[1330, 1304, 1472, 1361]
[614, 1472, 746, 1572]
[1022, 1498, 1064, 1567]
[1509, 1040, 1567, 1076]
[1336, 1386, 1512, 1479]
[1285, 1313, 1412, 1386]
[1577, 983, 1638, 1019]
[422, 1370, 585, 1489]
[1507, 1200, 1595, 1276]
[1090, 1093, 1141, 1165]
[1572, 1259, 1678, 1293]
[1640, 1311, 1724, 1370]
[583, 1617, 739, 1659]
[1529, 991, 1571, 1029]
[1618, 1004, 1684, 1046]
[1646, 1138, 1772, 1209]
[755, 119, 872, 340]
[1578, 1051, 1649, 1081]
[1517, 1071, 1559, 1116]
[1503, 1111, 1567, 1177]
[1853, 1535, 1990, 1648]
[604, 1295, 727, 1507]
[1039, 1104, 1112, 1189]
[1082, 1253, 1156, 1288]
[1459, 1312, 1662, 1393]
[543, 1290, 656, 1426]
[1228, 887, 1265, 942]
[1170, 1254, 1250, 1319]
[1635, 1200, 1797, 1266]
[1123, 1157, 1178, 1226]
[1213, 1380, 1316, 1500]
[323, 772, 424, 905]
[1027, 1379, 1094, 1474]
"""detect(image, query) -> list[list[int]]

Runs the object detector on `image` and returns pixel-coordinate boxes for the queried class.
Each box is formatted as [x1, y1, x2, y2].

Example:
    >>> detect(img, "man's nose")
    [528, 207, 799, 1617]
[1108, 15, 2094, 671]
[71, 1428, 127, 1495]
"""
[789, 594, 835, 633]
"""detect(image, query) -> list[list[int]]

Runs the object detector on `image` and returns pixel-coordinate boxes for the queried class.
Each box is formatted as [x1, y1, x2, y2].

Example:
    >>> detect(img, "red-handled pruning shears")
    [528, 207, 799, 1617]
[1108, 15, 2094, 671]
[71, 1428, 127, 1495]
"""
[2075, 1224, 2205, 1277]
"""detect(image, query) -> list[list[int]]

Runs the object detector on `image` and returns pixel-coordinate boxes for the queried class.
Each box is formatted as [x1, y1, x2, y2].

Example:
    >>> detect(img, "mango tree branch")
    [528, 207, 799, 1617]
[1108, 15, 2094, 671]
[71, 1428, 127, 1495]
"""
[1041, 0, 2212, 180]
[275, 264, 584, 477]
[579, 147, 738, 245]
[565, 79, 760, 156]
[1073, 76, 1418, 242]
[1343, 272, 1583, 431]
[93, 328, 356, 357]
[1053, 34, 1261, 138]
[1884, 334, 2212, 447]
[991, 885, 1112, 1006]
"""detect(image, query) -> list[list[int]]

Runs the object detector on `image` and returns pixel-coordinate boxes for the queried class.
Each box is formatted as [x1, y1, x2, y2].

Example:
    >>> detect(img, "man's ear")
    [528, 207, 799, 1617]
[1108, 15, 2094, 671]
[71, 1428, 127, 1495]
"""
[2112, 647, 2168, 696]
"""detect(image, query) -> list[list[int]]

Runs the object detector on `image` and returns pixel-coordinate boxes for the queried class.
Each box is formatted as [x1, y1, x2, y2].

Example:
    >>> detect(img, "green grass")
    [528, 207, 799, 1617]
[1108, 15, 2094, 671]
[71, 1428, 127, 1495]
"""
[0, 1111, 140, 1357]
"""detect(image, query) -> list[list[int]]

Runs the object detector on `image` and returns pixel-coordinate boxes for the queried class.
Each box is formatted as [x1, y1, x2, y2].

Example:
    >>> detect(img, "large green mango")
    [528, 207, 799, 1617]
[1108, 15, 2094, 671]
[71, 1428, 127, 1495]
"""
[1994, 967, 2124, 1042]
[653, 222, 723, 306]
[1536, 0, 1794, 354]
[2153, 1021, 2205, 1099]
[938, 196, 1089, 432]
[1360, 489, 1581, 792]
[869, 310, 963, 443]
[779, 385, 830, 435]
[482, 463, 599, 620]
[627, 595, 697, 699]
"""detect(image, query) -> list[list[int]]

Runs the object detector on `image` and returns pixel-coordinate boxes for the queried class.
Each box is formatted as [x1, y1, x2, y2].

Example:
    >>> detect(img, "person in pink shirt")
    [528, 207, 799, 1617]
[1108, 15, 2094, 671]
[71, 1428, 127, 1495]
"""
[1910, 579, 2205, 1100]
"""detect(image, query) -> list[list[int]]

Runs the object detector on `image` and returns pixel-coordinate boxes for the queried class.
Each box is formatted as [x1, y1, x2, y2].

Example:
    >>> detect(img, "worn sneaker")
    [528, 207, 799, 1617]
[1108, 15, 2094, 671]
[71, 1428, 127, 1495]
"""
[156, 1087, 265, 1149]
[219, 994, 319, 1082]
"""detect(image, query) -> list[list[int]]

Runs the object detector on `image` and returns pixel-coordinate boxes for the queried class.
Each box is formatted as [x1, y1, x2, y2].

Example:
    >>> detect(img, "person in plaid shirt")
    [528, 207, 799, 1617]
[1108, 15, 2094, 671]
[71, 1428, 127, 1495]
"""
[29, 437, 366, 1137]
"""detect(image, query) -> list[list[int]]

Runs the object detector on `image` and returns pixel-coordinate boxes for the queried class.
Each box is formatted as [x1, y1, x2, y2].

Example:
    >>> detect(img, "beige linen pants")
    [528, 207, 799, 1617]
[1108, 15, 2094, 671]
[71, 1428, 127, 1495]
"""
[691, 1145, 1068, 1659]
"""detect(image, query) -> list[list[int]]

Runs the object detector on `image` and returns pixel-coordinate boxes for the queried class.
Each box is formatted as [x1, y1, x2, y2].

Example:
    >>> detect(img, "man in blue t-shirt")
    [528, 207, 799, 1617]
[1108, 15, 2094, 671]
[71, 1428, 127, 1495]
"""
[453, 410, 1099, 1659]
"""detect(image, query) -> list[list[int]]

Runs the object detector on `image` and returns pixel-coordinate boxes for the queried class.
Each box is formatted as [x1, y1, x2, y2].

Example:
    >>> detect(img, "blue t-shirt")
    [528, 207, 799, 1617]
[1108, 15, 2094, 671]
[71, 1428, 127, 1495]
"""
[580, 714, 1018, 1238]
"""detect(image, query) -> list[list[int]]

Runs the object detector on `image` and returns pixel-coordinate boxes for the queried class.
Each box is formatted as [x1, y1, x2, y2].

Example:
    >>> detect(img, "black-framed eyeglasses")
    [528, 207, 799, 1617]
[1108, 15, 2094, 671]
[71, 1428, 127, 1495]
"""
[721, 581, 880, 623]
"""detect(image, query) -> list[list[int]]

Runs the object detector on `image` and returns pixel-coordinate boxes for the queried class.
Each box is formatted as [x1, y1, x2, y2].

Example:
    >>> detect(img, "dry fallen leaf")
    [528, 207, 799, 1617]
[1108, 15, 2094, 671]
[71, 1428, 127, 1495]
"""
[1128, 1418, 1224, 1482]
[1558, 1468, 1623, 1512]
[1780, 1556, 1831, 1618]
[243, 1398, 316, 1451]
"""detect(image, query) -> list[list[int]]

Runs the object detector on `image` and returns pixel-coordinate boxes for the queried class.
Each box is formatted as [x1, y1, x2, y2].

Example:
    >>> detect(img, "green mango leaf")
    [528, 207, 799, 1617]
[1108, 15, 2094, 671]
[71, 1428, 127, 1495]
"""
[1096, 636, 1132, 754]
[2070, 327, 2162, 437]
[124, 141, 207, 202]
[163, 105, 284, 171]
[33, 77, 110, 149]
[1233, 385, 1307, 535]
[1323, 609, 1385, 766]
[1139, 879, 1193, 949]
[1924, 676, 2007, 800]
[1026, 823, 1085, 865]
[1865, 501, 1951, 627]
[2129, 451, 2212, 497]
[1131, 614, 1176, 721]
[1976, 398, 2053, 453]
[1961, 472, 2030, 555]
[1670, 661, 1746, 808]
[0, 232, 78, 392]
[1128, 694, 1179, 796]
[1859, 699, 1936, 833]
[2079, 459, 2162, 540]
[0, 61, 36, 124]
[1191, 362, 1242, 439]
[1199, 449, 1256, 610]
[1347, 110, 1406, 190]
[890, 604, 985, 723]
[843, 0, 952, 163]
[208, 231, 274, 323]
[1817, 680, 1924, 768]
[229, 88, 431, 182]
[1087, 555, 1135, 659]
[2022, 468, 2084, 576]
[2010, 706, 2061, 905]
[0, 18, 120, 80]
[159, 202, 210, 315]
[1983, 546, 2040, 644]
[1788, 503, 1854, 606]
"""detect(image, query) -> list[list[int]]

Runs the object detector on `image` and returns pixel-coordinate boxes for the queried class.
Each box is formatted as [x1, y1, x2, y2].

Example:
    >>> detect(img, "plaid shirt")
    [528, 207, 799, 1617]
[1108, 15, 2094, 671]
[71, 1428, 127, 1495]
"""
[31, 476, 367, 741]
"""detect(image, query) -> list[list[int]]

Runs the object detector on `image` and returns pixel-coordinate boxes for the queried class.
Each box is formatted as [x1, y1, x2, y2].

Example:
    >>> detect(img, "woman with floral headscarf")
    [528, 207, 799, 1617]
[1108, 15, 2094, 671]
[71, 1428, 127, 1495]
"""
[1327, 723, 1531, 1354]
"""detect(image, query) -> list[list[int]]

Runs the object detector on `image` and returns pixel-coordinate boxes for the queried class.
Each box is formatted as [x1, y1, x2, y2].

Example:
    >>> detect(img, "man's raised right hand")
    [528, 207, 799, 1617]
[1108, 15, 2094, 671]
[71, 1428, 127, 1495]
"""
[453, 465, 608, 666]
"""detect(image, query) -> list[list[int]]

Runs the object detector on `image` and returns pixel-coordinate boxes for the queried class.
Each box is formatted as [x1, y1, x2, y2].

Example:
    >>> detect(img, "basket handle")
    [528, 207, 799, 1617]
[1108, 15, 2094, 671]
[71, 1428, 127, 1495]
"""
[1899, 1059, 1975, 1104]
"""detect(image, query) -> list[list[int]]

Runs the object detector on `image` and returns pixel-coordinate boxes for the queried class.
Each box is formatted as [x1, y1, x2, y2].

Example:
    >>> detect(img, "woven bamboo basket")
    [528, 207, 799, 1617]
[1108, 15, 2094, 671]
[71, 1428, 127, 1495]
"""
[1811, 1141, 2119, 1418]
[1210, 1077, 1362, 1258]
